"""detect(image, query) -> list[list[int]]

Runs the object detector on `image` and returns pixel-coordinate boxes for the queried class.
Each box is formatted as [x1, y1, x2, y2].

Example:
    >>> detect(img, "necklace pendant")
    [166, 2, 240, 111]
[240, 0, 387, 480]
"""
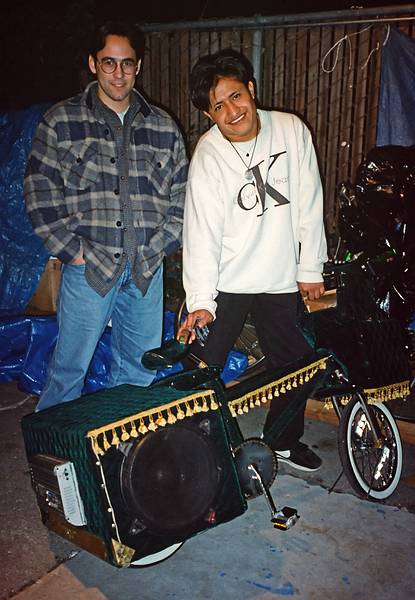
[245, 169, 253, 181]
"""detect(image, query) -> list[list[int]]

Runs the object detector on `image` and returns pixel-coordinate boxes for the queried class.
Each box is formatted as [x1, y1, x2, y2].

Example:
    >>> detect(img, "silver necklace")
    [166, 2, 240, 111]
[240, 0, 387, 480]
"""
[228, 116, 259, 181]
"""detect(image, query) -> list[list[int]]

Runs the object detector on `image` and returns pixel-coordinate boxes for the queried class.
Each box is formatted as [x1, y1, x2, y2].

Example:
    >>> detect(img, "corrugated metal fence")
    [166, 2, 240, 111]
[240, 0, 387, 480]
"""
[138, 5, 415, 251]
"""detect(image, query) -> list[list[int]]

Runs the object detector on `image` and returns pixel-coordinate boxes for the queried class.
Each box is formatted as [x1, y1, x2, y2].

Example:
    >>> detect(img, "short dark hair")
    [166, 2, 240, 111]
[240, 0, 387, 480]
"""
[190, 49, 255, 112]
[89, 21, 145, 60]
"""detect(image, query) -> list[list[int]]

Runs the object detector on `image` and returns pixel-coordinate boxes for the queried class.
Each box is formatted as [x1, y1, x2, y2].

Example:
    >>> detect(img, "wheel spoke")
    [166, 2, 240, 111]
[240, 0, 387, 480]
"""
[339, 396, 402, 499]
[345, 403, 401, 495]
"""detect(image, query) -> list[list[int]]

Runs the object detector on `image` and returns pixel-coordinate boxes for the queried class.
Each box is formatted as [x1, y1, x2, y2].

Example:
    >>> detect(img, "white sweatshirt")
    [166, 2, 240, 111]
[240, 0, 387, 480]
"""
[183, 109, 327, 318]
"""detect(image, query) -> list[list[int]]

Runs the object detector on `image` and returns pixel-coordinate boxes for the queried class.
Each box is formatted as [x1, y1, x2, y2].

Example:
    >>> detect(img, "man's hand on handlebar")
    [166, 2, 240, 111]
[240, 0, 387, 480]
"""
[176, 309, 214, 344]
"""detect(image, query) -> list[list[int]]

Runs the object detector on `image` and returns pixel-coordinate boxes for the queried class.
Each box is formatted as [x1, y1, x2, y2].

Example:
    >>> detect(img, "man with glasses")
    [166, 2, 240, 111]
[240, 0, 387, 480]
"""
[24, 21, 188, 411]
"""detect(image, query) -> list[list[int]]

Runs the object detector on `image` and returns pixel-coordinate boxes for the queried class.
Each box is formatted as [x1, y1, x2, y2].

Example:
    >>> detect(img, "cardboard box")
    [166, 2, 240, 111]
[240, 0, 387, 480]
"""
[26, 258, 61, 315]
[304, 288, 337, 313]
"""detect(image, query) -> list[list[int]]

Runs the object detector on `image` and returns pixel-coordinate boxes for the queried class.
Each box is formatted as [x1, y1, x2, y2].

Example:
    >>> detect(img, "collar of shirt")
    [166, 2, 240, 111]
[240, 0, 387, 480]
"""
[84, 81, 153, 121]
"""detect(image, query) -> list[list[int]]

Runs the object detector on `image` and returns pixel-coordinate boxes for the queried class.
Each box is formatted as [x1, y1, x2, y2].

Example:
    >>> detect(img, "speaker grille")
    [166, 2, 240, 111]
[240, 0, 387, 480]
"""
[120, 424, 222, 535]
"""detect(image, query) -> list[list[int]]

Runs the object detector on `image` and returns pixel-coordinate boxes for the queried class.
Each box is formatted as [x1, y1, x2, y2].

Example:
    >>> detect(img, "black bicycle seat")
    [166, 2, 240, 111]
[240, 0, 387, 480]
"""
[142, 338, 189, 370]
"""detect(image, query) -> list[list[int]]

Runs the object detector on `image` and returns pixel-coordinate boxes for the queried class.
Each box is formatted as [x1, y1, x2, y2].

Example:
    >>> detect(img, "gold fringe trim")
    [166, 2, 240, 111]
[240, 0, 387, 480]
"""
[322, 380, 411, 409]
[87, 389, 218, 457]
[228, 356, 329, 418]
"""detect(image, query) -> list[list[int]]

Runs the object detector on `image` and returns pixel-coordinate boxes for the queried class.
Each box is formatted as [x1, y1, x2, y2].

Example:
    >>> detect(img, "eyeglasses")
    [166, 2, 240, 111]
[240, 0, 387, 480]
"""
[96, 57, 138, 74]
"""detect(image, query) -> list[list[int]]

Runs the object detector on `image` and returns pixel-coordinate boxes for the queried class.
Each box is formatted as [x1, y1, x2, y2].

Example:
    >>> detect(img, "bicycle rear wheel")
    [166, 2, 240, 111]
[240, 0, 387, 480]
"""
[337, 396, 403, 500]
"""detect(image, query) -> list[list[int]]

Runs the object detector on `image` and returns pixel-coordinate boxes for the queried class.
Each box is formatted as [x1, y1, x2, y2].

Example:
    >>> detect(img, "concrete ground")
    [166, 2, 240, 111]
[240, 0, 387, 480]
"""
[1, 379, 415, 600]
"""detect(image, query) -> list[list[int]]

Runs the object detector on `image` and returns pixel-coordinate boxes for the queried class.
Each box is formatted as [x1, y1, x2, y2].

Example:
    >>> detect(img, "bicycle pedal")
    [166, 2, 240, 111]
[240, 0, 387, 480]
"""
[271, 506, 300, 530]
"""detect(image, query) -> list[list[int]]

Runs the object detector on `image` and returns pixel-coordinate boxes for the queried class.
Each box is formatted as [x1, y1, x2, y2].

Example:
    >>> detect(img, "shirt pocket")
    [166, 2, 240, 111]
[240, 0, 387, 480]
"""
[134, 148, 172, 198]
[59, 141, 100, 190]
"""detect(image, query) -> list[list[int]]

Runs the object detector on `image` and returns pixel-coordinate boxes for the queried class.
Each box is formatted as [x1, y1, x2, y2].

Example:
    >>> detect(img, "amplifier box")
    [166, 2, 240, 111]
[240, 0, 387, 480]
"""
[28, 454, 86, 527]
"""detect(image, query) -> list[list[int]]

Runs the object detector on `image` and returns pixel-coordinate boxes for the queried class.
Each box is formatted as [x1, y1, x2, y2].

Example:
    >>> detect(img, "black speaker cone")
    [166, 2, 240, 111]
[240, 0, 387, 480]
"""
[120, 423, 222, 535]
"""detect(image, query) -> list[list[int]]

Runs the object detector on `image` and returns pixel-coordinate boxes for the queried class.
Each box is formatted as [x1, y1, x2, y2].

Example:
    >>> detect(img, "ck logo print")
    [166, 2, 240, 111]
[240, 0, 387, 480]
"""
[237, 152, 289, 217]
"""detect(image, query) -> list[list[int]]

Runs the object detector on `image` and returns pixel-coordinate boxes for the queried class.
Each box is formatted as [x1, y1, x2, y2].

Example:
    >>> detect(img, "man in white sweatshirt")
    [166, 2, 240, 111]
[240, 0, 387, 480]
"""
[178, 49, 327, 471]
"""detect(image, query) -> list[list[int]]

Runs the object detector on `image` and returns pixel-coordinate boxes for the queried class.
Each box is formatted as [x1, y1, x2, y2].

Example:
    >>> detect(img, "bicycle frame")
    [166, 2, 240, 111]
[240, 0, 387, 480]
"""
[315, 369, 385, 447]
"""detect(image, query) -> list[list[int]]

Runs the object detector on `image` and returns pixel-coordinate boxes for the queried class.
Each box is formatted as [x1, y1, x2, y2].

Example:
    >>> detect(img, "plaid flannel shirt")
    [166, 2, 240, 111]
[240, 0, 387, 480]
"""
[24, 82, 188, 296]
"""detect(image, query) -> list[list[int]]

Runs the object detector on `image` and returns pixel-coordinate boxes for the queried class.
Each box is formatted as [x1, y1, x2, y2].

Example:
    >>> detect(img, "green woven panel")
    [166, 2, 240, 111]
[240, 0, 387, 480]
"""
[24, 385, 202, 435]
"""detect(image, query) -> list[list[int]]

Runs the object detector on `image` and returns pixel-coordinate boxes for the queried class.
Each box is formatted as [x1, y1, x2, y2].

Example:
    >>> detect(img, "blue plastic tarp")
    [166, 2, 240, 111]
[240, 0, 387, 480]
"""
[0, 310, 248, 397]
[0, 104, 51, 317]
[377, 28, 415, 146]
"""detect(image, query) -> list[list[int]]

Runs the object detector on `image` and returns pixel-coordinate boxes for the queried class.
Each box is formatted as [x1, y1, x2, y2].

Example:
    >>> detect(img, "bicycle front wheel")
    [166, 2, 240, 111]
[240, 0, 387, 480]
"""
[338, 396, 403, 500]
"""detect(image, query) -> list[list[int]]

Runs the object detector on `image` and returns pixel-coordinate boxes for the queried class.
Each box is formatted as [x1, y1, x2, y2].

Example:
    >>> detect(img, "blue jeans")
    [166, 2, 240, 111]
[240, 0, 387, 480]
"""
[36, 262, 163, 411]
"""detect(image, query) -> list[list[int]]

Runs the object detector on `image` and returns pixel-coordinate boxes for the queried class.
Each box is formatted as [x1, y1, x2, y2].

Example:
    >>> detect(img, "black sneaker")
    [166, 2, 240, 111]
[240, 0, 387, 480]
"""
[275, 442, 322, 472]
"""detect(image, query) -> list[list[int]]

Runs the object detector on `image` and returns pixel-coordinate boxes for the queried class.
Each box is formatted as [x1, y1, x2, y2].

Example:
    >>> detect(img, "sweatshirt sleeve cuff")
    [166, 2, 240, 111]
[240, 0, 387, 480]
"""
[186, 296, 217, 320]
[296, 268, 324, 283]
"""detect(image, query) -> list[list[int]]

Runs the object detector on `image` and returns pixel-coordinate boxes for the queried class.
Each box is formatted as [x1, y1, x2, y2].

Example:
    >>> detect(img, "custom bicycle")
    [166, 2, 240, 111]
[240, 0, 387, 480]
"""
[21, 149, 413, 570]
[21, 250, 411, 572]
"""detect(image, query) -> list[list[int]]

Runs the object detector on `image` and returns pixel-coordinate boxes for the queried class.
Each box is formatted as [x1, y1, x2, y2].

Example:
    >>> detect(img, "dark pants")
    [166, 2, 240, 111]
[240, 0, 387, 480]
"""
[183, 291, 315, 450]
